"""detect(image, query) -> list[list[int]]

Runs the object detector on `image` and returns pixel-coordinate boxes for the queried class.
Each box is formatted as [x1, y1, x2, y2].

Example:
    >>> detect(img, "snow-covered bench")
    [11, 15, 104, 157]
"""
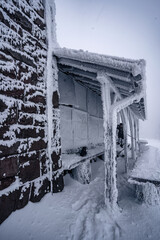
[60, 144, 104, 184]
[128, 143, 160, 204]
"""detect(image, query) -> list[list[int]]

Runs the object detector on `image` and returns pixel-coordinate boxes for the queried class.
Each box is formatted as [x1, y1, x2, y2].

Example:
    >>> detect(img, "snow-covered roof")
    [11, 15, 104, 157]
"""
[54, 47, 146, 120]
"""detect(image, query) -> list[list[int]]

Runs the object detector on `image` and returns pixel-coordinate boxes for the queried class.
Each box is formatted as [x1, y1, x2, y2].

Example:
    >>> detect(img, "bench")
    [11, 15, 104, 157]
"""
[128, 142, 160, 204]
[59, 144, 104, 184]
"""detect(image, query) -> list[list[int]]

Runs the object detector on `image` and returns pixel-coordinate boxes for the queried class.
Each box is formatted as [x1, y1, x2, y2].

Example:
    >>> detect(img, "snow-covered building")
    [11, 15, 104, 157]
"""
[0, 0, 146, 223]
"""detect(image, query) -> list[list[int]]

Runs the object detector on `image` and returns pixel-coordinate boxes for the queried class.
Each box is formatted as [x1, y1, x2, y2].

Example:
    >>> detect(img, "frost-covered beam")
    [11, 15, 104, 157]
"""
[97, 71, 121, 101]
[119, 89, 131, 96]
[74, 76, 101, 87]
[111, 77, 134, 92]
[75, 79, 101, 94]
[58, 64, 97, 80]
[57, 57, 132, 82]
[84, 84, 101, 91]
[111, 92, 144, 114]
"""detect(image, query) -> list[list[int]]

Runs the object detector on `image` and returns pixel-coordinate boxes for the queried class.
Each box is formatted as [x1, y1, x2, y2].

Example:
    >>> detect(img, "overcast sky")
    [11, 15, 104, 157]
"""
[55, 0, 160, 139]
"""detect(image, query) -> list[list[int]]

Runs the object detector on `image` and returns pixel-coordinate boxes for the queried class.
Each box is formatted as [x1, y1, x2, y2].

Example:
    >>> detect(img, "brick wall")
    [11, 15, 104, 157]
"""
[0, 0, 63, 224]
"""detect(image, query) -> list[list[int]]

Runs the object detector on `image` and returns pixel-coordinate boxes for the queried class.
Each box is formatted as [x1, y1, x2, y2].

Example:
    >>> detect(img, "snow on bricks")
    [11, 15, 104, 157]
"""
[0, 0, 63, 224]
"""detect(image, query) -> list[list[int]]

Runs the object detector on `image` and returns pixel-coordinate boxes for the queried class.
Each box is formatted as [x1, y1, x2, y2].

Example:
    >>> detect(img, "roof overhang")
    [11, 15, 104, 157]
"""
[53, 48, 146, 120]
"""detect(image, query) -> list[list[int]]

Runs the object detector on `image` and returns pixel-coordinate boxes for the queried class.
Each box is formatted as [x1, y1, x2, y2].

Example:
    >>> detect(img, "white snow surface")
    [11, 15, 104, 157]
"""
[1, 140, 160, 240]
[130, 139, 160, 181]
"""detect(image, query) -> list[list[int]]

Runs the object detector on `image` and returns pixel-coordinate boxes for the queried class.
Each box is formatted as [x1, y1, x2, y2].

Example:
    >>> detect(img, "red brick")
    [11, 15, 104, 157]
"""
[1, 68, 17, 79]
[0, 177, 15, 190]
[34, 119, 45, 127]
[15, 127, 44, 139]
[30, 178, 50, 203]
[52, 174, 64, 193]
[16, 185, 30, 210]
[19, 159, 40, 183]
[36, 8, 44, 19]
[39, 105, 46, 114]
[51, 151, 61, 171]
[0, 141, 20, 158]
[0, 155, 18, 179]
[34, 17, 45, 30]
[21, 103, 38, 114]
[0, 9, 10, 28]
[0, 191, 16, 224]
[29, 139, 47, 151]
[19, 152, 39, 164]
[28, 95, 46, 105]
[0, 88, 24, 100]
[18, 113, 33, 125]
[40, 151, 47, 175]
[0, 99, 8, 112]
[0, 125, 9, 140]
[2, 105, 18, 126]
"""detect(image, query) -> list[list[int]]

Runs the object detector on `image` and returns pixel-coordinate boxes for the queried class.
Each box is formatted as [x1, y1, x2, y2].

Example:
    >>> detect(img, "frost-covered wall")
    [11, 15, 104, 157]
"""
[0, 0, 63, 224]
[58, 72, 103, 153]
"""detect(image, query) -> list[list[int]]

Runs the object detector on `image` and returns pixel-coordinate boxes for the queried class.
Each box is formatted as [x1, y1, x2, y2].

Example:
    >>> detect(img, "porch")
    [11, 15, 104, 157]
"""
[53, 48, 146, 207]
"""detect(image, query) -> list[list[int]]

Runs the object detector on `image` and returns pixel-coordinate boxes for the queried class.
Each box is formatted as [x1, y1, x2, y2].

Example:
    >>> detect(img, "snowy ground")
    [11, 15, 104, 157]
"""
[0, 139, 160, 240]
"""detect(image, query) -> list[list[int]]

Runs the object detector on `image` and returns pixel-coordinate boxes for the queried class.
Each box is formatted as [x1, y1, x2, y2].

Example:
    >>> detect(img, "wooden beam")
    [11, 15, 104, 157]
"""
[57, 57, 131, 82]
[75, 80, 101, 95]
[111, 77, 133, 89]
[97, 72, 122, 100]
[58, 64, 97, 80]
[119, 89, 132, 96]
[73, 76, 101, 87]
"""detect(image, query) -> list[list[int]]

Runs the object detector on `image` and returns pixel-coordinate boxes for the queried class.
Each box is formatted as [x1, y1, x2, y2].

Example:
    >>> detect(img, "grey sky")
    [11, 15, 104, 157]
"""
[55, 0, 160, 139]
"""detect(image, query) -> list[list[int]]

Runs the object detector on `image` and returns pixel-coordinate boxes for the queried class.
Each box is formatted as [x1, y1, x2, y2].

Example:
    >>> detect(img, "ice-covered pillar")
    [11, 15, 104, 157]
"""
[128, 110, 136, 162]
[133, 117, 138, 159]
[97, 73, 118, 207]
[136, 119, 140, 154]
[45, 0, 64, 193]
[120, 109, 128, 173]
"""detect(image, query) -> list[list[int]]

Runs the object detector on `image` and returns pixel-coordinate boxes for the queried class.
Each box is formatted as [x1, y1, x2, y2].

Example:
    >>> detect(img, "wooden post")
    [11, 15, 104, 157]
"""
[100, 78, 118, 207]
[133, 117, 138, 159]
[128, 110, 136, 162]
[120, 109, 128, 173]
[136, 119, 140, 154]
